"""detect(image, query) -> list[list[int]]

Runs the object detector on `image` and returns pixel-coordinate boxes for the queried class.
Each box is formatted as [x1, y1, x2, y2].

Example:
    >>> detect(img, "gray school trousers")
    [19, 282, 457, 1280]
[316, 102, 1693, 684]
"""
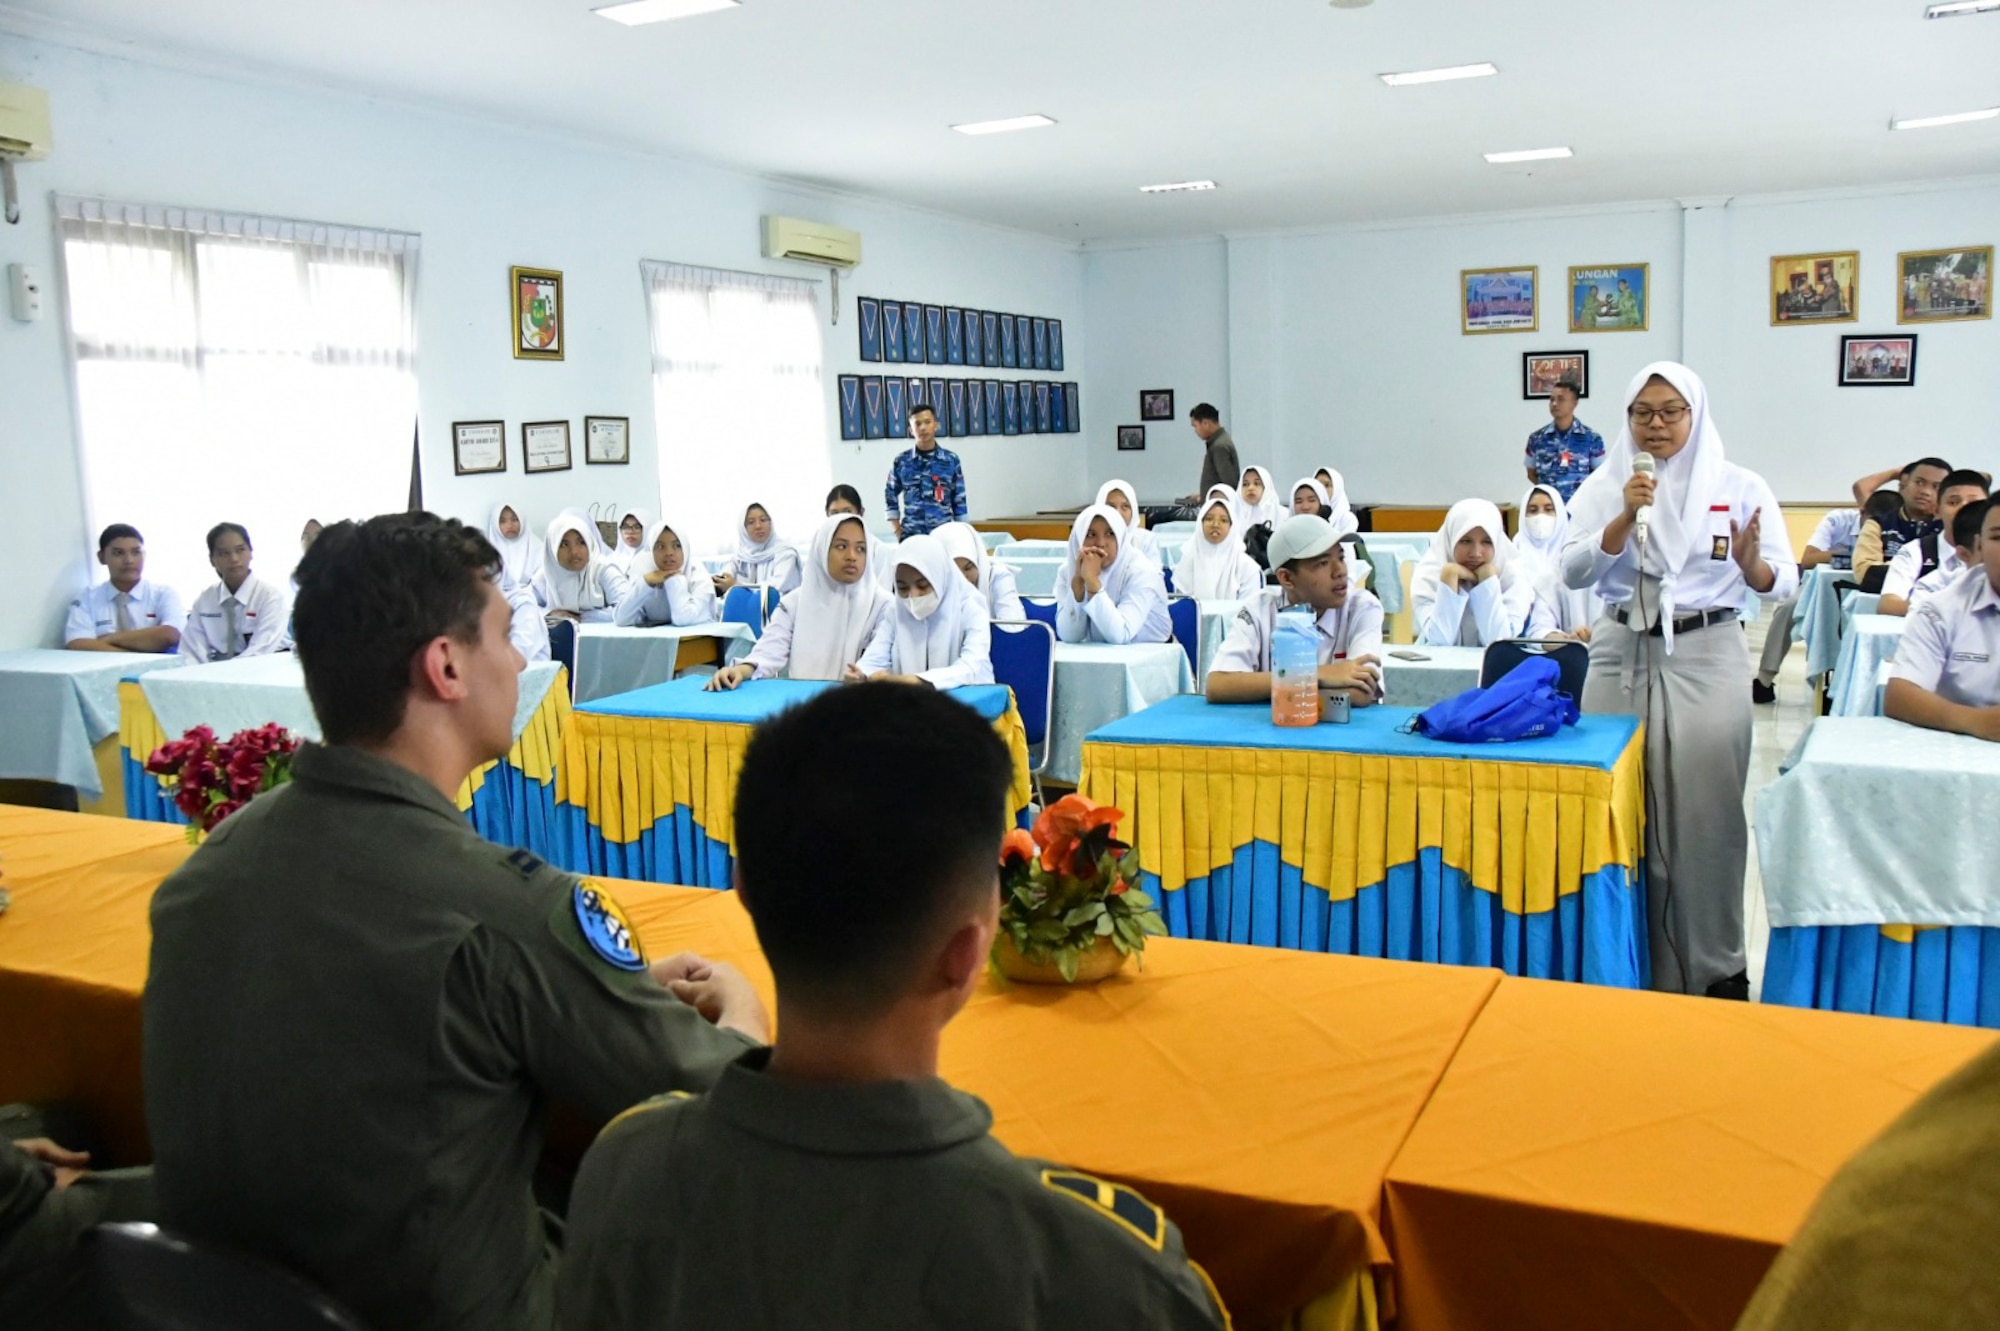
[1756, 591, 1801, 685]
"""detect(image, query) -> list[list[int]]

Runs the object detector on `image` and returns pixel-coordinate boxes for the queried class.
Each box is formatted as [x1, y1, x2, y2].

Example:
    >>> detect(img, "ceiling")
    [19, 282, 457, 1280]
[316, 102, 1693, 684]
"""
[6, 0, 1999, 242]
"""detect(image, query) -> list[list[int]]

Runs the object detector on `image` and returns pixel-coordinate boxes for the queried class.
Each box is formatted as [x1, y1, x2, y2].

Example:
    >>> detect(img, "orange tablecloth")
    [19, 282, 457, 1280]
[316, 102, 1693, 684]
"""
[1382, 975, 1996, 1331]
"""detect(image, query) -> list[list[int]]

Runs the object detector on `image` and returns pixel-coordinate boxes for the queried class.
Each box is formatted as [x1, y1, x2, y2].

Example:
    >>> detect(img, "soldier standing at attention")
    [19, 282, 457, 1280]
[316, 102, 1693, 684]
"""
[1524, 378, 1605, 503]
[559, 683, 1231, 1331]
[143, 512, 770, 1331]
[885, 402, 968, 540]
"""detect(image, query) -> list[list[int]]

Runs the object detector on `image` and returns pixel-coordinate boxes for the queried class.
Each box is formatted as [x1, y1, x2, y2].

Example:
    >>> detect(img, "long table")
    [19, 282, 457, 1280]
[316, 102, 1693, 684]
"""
[0, 650, 186, 806]
[571, 623, 756, 703]
[1080, 696, 1648, 986]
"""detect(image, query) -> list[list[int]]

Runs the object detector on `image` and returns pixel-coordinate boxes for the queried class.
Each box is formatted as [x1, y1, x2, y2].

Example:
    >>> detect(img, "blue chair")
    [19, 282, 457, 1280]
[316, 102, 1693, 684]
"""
[90, 1222, 374, 1330]
[990, 620, 1056, 806]
[1163, 564, 1178, 595]
[1167, 595, 1200, 682]
[1020, 596, 1058, 629]
[761, 585, 782, 625]
[1480, 637, 1589, 700]
[721, 585, 763, 640]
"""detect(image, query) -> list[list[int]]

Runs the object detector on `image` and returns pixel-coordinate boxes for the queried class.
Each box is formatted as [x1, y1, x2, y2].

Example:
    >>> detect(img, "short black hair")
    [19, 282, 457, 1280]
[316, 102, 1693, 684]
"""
[734, 683, 1014, 1020]
[1953, 498, 1992, 550]
[824, 484, 865, 514]
[1905, 457, 1953, 478]
[1863, 489, 1905, 524]
[1940, 469, 1990, 498]
[98, 523, 142, 552]
[908, 402, 937, 421]
[1189, 402, 1220, 423]
[205, 523, 251, 555]
[1552, 379, 1581, 398]
[292, 513, 498, 746]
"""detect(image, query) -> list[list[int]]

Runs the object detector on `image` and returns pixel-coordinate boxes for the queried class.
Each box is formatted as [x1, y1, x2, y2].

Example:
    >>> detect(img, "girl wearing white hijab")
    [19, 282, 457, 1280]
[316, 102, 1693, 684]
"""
[532, 512, 628, 623]
[1237, 467, 1286, 529]
[853, 533, 993, 688]
[1559, 362, 1795, 1000]
[1513, 484, 1600, 639]
[1289, 477, 1374, 589]
[485, 500, 542, 590]
[611, 508, 649, 577]
[714, 502, 802, 597]
[1312, 468, 1357, 534]
[614, 518, 718, 628]
[1094, 480, 1163, 566]
[1174, 492, 1263, 601]
[935, 522, 1025, 622]
[1409, 499, 1549, 647]
[706, 515, 888, 689]
[1055, 506, 1173, 645]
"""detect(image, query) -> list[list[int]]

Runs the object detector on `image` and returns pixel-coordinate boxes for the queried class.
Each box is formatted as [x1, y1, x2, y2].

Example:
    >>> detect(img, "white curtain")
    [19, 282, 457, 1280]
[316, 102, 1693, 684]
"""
[56, 196, 419, 600]
[641, 261, 826, 556]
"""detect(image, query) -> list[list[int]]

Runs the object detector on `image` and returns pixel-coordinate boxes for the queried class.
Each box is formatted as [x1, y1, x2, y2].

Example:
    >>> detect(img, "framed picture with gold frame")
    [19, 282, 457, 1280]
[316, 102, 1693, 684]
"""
[1461, 266, 1539, 335]
[511, 266, 564, 360]
[1770, 251, 1857, 326]
[1897, 245, 1992, 324]
[1567, 263, 1649, 332]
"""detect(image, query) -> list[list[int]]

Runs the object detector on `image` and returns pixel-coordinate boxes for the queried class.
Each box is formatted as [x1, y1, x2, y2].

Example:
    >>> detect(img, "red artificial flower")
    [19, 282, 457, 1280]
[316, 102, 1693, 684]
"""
[172, 785, 208, 821]
[1031, 795, 1125, 875]
[1108, 878, 1129, 896]
[225, 747, 267, 799]
[179, 755, 220, 795]
[205, 798, 245, 830]
[999, 827, 1037, 869]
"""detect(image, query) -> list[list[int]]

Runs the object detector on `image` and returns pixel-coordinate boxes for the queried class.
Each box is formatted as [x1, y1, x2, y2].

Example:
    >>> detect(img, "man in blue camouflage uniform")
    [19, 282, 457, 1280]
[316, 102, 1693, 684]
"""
[885, 402, 968, 540]
[1523, 378, 1605, 502]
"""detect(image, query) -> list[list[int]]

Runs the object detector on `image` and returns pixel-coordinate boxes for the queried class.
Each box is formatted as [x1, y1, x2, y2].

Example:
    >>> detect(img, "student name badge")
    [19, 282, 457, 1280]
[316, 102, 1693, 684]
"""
[1711, 536, 1730, 561]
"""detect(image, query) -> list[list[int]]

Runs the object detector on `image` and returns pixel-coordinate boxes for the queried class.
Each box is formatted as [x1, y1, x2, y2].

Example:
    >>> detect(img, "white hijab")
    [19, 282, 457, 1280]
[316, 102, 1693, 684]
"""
[485, 500, 541, 589]
[886, 533, 984, 677]
[1061, 505, 1141, 598]
[789, 515, 890, 681]
[1177, 492, 1254, 600]
[733, 503, 792, 578]
[1314, 469, 1356, 533]
[1514, 484, 1570, 566]
[612, 507, 650, 576]
[1238, 466, 1285, 528]
[1095, 479, 1161, 565]
[541, 511, 616, 612]
[1566, 361, 1729, 587]
[1095, 479, 1143, 526]
[1410, 498, 1524, 611]
[636, 517, 692, 582]
[935, 521, 993, 590]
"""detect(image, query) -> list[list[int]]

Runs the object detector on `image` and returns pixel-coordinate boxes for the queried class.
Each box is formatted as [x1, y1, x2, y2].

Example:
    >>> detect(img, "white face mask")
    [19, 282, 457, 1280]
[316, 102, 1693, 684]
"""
[902, 590, 941, 621]
[1524, 513, 1558, 542]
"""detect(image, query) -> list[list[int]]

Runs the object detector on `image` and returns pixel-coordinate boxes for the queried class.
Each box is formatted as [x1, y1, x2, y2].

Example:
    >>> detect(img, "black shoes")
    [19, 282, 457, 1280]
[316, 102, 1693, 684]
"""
[1705, 971, 1751, 1001]
[1751, 680, 1777, 705]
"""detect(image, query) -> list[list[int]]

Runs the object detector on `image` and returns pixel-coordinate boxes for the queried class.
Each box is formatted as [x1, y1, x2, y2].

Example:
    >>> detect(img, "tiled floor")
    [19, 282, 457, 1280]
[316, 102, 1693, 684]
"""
[1743, 615, 1816, 1000]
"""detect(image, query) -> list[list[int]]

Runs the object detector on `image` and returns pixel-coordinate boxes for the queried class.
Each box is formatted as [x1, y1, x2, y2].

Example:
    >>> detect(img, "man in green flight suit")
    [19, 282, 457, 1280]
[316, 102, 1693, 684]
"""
[559, 683, 1232, 1330]
[1616, 277, 1642, 327]
[143, 512, 770, 1331]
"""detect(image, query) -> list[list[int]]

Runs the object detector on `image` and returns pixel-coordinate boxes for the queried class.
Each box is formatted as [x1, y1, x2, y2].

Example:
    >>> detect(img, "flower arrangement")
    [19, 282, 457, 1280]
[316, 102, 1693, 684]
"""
[995, 794, 1166, 983]
[145, 723, 300, 841]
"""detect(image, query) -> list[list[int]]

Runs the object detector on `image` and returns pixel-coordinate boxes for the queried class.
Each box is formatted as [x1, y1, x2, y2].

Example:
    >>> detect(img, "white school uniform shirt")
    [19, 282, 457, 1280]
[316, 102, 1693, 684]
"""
[1881, 534, 1965, 603]
[613, 573, 719, 628]
[64, 578, 186, 644]
[1890, 565, 2000, 708]
[500, 571, 551, 664]
[1210, 587, 1385, 675]
[1411, 500, 1550, 647]
[1807, 509, 1861, 557]
[856, 535, 994, 688]
[1910, 553, 1970, 608]
[744, 591, 891, 680]
[1054, 505, 1173, 646]
[181, 573, 289, 662]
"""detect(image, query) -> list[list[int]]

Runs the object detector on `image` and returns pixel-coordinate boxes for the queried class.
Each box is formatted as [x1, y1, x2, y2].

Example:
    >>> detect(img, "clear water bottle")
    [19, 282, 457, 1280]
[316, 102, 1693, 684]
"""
[1271, 606, 1319, 728]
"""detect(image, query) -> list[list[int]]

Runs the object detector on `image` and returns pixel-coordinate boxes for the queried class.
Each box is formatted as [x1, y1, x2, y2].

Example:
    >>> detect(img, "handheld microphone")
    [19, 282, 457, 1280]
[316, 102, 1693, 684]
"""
[1631, 453, 1655, 545]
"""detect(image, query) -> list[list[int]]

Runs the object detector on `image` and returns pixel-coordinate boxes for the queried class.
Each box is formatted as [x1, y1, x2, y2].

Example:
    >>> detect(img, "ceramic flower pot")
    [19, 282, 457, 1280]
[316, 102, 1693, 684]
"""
[993, 934, 1130, 985]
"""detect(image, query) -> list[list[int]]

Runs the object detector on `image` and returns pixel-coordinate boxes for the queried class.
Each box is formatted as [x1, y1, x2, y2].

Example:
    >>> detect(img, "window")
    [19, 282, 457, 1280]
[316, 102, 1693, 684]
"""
[641, 261, 826, 555]
[57, 197, 418, 600]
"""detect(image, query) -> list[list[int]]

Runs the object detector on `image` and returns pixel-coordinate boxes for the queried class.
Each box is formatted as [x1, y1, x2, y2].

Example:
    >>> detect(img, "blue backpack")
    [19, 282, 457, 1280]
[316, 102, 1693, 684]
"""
[1409, 656, 1580, 744]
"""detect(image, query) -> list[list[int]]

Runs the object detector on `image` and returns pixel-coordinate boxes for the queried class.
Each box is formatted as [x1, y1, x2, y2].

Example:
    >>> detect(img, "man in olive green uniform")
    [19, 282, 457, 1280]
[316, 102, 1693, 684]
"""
[559, 684, 1230, 1330]
[143, 514, 770, 1331]
[0, 1106, 154, 1330]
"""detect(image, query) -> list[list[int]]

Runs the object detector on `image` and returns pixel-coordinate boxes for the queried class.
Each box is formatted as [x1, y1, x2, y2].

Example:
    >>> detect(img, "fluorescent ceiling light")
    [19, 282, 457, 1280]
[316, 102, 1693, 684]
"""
[1926, 0, 2000, 17]
[1380, 62, 1498, 87]
[1139, 180, 1218, 193]
[1892, 106, 2000, 129]
[593, 0, 738, 26]
[951, 114, 1056, 136]
[1483, 146, 1573, 163]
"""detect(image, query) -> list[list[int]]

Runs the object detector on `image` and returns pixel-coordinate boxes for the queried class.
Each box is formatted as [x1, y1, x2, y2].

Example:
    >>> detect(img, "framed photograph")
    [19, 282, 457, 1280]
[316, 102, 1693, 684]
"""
[1462, 266, 1538, 335]
[1117, 425, 1146, 452]
[1001, 381, 1021, 435]
[881, 299, 904, 363]
[982, 311, 1002, 367]
[924, 305, 946, 364]
[452, 420, 507, 476]
[967, 378, 986, 436]
[983, 379, 1003, 431]
[862, 376, 886, 439]
[1899, 246, 1992, 324]
[964, 310, 984, 366]
[837, 374, 863, 441]
[1839, 335, 1918, 387]
[510, 266, 564, 361]
[584, 415, 629, 465]
[1065, 382, 1081, 434]
[1771, 251, 1858, 325]
[1049, 319, 1065, 371]
[945, 307, 965, 366]
[1139, 389, 1175, 421]
[1522, 351, 1589, 401]
[522, 420, 572, 473]
[999, 313, 1018, 369]
[903, 302, 926, 364]
[858, 297, 883, 362]
[885, 376, 908, 438]
[1568, 263, 1649, 332]
[947, 379, 969, 437]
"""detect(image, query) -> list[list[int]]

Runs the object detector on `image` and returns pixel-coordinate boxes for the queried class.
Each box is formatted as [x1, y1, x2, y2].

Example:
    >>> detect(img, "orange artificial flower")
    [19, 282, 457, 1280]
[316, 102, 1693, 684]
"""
[1031, 795, 1125, 875]
[999, 827, 1037, 869]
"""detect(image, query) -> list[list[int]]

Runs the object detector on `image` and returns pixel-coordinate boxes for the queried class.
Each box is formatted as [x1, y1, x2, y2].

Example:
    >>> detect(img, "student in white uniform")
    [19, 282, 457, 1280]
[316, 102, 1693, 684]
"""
[713, 503, 802, 598]
[1054, 506, 1172, 646]
[182, 523, 289, 663]
[1879, 470, 1991, 617]
[1910, 499, 1989, 609]
[610, 509, 650, 579]
[1885, 500, 2000, 733]
[1093, 480, 1163, 567]
[852, 533, 993, 688]
[934, 522, 1025, 622]
[614, 519, 718, 628]
[1173, 492, 1264, 601]
[1560, 361, 1798, 1000]
[1752, 504, 1867, 703]
[1513, 485, 1599, 640]
[64, 524, 185, 653]
[485, 500, 543, 592]
[1206, 514, 1384, 707]
[498, 569, 551, 665]
[1410, 499, 1549, 647]
[1314, 467, 1353, 526]
[1236, 467, 1285, 529]
[532, 513, 628, 624]
[706, 515, 889, 689]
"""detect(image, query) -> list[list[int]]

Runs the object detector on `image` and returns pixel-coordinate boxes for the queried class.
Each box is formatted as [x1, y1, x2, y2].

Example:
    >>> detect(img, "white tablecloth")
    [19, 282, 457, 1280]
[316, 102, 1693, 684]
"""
[0, 650, 187, 797]
[1380, 646, 1485, 710]
[1756, 716, 2000, 927]
[1795, 566, 1866, 682]
[1007, 558, 1068, 597]
[1195, 599, 1242, 683]
[1827, 614, 1905, 720]
[572, 623, 755, 704]
[994, 540, 1068, 561]
[1047, 642, 1193, 784]
[141, 655, 563, 746]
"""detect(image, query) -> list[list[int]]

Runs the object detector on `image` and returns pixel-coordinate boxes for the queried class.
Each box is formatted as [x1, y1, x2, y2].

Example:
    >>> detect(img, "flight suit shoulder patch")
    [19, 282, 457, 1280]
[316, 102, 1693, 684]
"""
[1039, 1169, 1165, 1250]
[598, 1090, 694, 1140]
[562, 880, 648, 972]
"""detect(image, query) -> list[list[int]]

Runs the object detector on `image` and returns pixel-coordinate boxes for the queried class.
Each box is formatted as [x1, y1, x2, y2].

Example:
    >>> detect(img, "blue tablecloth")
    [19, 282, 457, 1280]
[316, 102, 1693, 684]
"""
[581, 676, 1012, 723]
[1827, 615, 1904, 719]
[0, 650, 186, 799]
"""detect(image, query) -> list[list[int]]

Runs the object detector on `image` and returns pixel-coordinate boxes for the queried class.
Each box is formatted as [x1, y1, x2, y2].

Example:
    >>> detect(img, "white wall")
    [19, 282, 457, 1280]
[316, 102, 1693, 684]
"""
[0, 34, 1088, 648]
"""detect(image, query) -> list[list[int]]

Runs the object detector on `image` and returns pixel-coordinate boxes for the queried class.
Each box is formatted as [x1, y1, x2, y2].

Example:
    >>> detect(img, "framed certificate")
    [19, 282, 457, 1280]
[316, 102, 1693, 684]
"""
[885, 376, 908, 436]
[945, 307, 965, 365]
[862, 376, 886, 439]
[947, 379, 969, 437]
[903, 302, 926, 365]
[1048, 319, 1065, 371]
[584, 415, 630, 465]
[982, 311, 1003, 367]
[837, 374, 864, 440]
[522, 420, 572, 473]
[999, 314, 1018, 369]
[964, 310, 984, 367]
[928, 378, 948, 414]
[1049, 380, 1068, 434]
[924, 306, 946, 365]
[881, 300, 905, 362]
[907, 376, 927, 409]
[983, 379, 1002, 431]
[1031, 318, 1049, 370]
[1035, 381, 1053, 433]
[452, 420, 507, 476]
[510, 266, 563, 361]
[858, 297, 883, 362]
[1064, 382, 1081, 433]
[1015, 315, 1033, 366]
[1002, 381, 1021, 435]
[967, 378, 986, 436]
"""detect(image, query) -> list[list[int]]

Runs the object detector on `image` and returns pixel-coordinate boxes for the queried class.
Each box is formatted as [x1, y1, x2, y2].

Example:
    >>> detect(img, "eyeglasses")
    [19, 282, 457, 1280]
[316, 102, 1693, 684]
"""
[1627, 404, 1690, 426]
